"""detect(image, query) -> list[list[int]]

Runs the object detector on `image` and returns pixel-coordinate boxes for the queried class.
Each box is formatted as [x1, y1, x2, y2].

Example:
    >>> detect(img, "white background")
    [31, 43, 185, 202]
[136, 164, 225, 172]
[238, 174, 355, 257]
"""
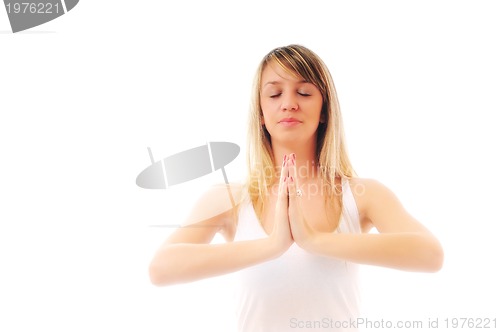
[1, 1, 499, 331]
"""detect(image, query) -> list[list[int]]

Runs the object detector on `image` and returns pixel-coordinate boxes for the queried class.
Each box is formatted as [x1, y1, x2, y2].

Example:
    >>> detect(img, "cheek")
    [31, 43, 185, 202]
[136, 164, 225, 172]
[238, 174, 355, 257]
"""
[260, 98, 273, 113]
[259, 108, 268, 126]
[261, 113, 272, 127]
[313, 99, 324, 119]
[260, 100, 274, 122]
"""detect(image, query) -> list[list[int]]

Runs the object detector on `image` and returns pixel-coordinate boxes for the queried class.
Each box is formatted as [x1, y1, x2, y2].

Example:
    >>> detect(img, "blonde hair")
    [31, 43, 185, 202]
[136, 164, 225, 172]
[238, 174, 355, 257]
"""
[246, 44, 355, 220]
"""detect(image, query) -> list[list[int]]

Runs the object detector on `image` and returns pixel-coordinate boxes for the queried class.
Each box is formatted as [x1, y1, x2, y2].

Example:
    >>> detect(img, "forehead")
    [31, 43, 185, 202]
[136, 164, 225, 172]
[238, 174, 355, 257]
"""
[261, 61, 303, 86]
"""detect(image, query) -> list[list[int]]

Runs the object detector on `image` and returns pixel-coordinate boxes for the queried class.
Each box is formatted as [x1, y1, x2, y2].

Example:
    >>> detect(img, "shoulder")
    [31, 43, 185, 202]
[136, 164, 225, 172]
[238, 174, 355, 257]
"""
[346, 177, 400, 226]
[347, 177, 399, 205]
[183, 182, 246, 239]
[347, 177, 389, 194]
[184, 182, 245, 225]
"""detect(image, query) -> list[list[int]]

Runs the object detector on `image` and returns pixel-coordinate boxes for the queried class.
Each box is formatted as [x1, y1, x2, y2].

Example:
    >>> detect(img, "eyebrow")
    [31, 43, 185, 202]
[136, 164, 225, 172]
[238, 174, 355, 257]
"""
[263, 79, 309, 87]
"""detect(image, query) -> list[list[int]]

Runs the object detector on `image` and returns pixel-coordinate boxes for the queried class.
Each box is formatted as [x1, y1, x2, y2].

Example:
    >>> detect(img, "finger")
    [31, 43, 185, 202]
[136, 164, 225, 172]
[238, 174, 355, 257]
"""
[287, 153, 300, 205]
[286, 155, 301, 238]
[278, 154, 289, 198]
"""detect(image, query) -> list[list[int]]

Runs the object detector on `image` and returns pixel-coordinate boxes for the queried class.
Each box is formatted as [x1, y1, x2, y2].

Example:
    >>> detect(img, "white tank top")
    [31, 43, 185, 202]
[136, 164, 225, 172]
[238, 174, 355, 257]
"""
[233, 177, 361, 331]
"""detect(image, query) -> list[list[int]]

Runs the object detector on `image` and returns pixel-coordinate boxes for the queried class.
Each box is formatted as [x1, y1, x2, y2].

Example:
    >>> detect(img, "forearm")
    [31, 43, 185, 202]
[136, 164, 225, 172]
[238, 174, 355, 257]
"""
[149, 238, 280, 286]
[309, 232, 443, 272]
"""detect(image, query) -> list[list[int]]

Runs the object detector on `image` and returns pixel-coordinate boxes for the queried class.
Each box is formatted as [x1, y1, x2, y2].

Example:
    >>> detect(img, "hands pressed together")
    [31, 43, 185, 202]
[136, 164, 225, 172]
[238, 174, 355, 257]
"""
[272, 153, 322, 254]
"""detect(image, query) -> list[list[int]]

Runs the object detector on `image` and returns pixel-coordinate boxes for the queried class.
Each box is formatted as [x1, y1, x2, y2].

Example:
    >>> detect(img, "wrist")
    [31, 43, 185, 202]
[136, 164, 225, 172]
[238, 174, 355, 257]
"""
[296, 231, 323, 254]
[266, 233, 292, 258]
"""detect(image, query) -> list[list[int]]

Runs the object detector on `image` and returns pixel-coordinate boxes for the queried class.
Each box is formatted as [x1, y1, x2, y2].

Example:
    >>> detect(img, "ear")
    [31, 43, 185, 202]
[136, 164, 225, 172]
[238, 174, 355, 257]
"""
[319, 112, 326, 124]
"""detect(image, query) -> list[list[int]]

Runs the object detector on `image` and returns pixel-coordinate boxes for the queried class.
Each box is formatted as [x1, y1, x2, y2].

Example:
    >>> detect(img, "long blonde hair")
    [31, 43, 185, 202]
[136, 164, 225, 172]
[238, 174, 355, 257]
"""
[246, 44, 355, 220]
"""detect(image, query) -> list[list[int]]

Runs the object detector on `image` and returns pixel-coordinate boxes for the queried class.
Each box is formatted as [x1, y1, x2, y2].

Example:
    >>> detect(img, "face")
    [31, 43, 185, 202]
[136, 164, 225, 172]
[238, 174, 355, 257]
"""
[260, 62, 324, 145]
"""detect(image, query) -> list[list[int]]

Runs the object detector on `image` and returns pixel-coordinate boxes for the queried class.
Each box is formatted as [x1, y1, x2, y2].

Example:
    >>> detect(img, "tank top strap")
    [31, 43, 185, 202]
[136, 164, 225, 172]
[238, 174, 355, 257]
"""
[338, 177, 361, 234]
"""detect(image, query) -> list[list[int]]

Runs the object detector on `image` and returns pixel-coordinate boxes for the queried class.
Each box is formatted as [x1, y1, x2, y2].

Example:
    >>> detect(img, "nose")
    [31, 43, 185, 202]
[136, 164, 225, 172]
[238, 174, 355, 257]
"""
[281, 93, 298, 112]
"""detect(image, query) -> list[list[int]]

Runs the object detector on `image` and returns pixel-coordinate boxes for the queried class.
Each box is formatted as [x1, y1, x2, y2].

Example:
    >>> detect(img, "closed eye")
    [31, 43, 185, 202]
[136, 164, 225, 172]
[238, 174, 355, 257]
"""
[268, 91, 311, 98]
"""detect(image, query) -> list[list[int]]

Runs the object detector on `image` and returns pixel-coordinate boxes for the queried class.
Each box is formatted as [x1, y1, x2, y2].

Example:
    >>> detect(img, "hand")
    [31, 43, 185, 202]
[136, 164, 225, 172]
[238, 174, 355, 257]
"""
[269, 154, 294, 255]
[286, 153, 318, 251]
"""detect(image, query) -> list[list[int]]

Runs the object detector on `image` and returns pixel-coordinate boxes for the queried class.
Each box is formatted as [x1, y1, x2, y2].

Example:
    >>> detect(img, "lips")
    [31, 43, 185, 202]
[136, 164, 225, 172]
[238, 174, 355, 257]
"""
[279, 118, 301, 124]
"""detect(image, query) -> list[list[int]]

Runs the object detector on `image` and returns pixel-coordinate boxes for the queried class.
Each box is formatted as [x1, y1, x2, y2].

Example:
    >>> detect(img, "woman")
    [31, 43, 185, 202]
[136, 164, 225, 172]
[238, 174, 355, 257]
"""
[149, 44, 444, 331]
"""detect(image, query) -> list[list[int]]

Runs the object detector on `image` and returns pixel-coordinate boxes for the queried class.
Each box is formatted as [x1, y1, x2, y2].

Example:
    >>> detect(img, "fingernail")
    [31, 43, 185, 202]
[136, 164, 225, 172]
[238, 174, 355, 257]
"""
[282, 154, 287, 166]
[291, 153, 296, 160]
[290, 176, 294, 182]
[283, 176, 287, 182]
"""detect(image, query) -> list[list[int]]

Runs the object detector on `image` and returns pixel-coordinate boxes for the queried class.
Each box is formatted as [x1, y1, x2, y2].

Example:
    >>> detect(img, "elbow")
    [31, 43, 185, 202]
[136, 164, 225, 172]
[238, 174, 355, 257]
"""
[149, 245, 191, 286]
[149, 262, 164, 286]
[400, 234, 444, 273]
[429, 243, 444, 272]
[421, 239, 444, 273]
[149, 260, 174, 287]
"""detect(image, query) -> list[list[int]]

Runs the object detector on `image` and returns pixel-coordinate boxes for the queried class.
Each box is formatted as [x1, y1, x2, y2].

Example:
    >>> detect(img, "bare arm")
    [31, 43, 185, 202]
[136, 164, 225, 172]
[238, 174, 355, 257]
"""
[290, 177, 444, 272]
[311, 232, 442, 272]
[149, 166, 293, 286]
[149, 229, 284, 286]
